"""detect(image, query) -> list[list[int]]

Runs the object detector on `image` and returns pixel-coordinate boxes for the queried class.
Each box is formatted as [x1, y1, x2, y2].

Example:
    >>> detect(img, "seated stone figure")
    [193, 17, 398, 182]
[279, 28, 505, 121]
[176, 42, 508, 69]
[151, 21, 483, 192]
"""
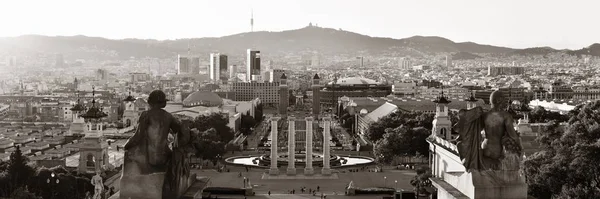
[120, 90, 192, 199]
[455, 90, 523, 171]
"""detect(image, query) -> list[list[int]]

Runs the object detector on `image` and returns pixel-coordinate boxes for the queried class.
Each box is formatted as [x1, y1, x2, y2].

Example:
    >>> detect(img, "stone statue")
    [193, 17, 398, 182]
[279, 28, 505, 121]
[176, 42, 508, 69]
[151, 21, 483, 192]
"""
[90, 170, 103, 199]
[455, 90, 523, 171]
[120, 90, 193, 199]
[347, 181, 354, 189]
[245, 178, 252, 188]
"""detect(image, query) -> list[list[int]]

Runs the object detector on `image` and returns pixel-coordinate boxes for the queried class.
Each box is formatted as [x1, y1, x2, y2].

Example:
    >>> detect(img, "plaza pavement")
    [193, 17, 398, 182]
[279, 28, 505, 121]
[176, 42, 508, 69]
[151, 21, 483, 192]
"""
[193, 169, 417, 195]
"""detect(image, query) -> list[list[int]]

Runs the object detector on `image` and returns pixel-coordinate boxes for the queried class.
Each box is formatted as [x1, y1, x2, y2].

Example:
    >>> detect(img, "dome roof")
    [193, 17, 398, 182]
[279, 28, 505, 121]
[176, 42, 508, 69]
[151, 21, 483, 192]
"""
[328, 77, 379, 86]
[183, 91, 223, 107]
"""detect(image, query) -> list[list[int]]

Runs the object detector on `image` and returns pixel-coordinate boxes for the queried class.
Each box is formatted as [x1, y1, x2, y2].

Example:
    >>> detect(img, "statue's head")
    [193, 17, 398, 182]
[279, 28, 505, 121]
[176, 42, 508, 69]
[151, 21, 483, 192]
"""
[148, 90, 167, 108]
[490, 90, 507, 109]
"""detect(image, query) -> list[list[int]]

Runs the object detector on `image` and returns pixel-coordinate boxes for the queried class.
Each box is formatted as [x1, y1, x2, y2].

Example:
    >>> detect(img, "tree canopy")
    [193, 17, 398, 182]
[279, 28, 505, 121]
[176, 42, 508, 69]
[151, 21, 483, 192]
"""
[410, 166, 434, 196]
[528, 106, 570, 123]
[366, 110, 458, 142]
[373, 126, 430, 164]
[523, 100, 600, 198]
[190, 128, 226, 162]
[191, 113, 234, 143]
[366, 110, 432, 142]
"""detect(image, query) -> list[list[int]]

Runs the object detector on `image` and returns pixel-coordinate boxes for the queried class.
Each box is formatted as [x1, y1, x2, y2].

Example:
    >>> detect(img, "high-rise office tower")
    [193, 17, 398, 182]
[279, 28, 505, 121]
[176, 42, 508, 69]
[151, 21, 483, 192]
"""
[219, 55, 228, 81]
[209, 53, 228, 82]
[399, 57, 412, 70]
[446, 55, 452, 68]
[246, 49, 261, 82]
[229, 65, 238, 81]
[177, 55, 200, 75]
[190, 57, 200, 74]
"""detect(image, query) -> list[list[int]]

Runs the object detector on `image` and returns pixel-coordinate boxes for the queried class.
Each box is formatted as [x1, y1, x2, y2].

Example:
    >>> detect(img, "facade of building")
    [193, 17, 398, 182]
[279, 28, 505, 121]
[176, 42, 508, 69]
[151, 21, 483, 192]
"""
[392, 82, 417, 96]
[445, 55, 452, 68]
[320, 77, 392, 109]
[229, 65, 238, 81]
[544, 81, 574, 100]
[487, 66, 526, 76]
[231, 81, 280, 107]
[209, 53, 228, 83]
[412, 65, 431, 71]
[246, 49, 261, 82]
[130, 73, 151, 83]
[399, 57, 412, 70]
[177, 55, 201, 75]
[572, 86, 600, 101]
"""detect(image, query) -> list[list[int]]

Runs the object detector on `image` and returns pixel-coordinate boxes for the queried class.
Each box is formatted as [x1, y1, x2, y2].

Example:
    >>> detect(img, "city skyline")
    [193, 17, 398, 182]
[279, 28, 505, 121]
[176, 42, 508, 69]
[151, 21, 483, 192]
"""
[0, 0, 598, 50]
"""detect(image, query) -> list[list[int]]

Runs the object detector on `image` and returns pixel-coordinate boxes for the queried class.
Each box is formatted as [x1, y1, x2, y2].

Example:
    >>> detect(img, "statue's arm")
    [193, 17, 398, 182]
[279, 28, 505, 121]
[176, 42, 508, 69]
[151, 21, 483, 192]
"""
[503, 113, 523, 154]
[124, 111, 148, 149]
[504, 114, 520, 140]
[169, 114, 182, 135]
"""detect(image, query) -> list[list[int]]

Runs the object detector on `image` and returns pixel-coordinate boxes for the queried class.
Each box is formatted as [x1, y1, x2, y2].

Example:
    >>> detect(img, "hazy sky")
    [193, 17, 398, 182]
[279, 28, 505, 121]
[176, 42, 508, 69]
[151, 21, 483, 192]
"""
[0, 0, 598, 49]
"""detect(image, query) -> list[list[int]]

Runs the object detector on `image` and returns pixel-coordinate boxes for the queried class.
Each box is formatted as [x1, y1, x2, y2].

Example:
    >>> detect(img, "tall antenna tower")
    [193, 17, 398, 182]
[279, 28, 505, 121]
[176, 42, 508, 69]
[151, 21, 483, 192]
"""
[250, 9, 254, 32]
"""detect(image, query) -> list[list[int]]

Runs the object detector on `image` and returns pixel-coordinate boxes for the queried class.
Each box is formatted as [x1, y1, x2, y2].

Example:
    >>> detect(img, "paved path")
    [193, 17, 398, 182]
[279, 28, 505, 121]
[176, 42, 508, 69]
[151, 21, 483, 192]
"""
[205, 194, 392, 199]
[194, 169, 417, 195]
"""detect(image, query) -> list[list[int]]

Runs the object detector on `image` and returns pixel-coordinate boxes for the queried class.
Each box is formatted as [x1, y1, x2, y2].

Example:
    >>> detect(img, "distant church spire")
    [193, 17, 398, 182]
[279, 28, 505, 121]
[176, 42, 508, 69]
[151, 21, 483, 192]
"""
[250, 9, 254, 32]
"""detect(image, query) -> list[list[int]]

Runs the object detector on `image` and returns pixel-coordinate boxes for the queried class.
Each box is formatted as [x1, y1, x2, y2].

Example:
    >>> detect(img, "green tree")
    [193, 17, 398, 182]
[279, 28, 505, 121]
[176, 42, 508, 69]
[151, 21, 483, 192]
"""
[366, 110, 433, 142]
[373, 126, 430, 164]
[0, 171, 11, 197]
[240, 114, 256, 135]
[523, 100, 600, 199]
[410, 166, 434, 197]
[529, 106, 569, 123]
[192, 113, 234, 143]
[10, 187, 41, 199]
[255, 103, 264, 123]
[8, 146, 35, 194]
[191, 128, 226, 163]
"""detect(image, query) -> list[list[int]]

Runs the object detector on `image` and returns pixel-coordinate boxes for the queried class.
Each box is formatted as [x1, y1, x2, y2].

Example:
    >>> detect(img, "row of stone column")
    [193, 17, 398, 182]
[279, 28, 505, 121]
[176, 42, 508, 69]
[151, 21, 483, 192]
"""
[268, 116, 332, 176]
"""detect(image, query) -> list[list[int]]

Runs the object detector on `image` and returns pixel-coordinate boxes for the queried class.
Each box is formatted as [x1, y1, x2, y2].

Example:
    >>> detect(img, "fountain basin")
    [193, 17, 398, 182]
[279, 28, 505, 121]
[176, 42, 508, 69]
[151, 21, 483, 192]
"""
[224, 153, 374, 168]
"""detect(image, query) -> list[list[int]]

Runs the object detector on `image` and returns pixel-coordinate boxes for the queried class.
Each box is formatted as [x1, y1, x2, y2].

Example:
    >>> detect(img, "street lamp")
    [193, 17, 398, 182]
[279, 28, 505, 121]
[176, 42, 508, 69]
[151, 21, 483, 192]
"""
[395, 180, 398, 190]
[384, 176, 387, 188]
[47, 172, 60, 199]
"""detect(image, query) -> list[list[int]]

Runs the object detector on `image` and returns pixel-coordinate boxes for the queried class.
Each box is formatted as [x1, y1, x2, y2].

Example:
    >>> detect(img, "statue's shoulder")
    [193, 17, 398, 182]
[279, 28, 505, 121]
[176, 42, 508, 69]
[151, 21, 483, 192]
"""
[459, 107, 485, 121]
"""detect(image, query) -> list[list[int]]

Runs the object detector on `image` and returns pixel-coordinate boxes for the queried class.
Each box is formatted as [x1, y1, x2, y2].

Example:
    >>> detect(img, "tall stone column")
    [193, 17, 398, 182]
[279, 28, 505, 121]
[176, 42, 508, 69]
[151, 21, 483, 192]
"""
[304, 117, 314, 175]
[322, 117, 332, 175]
[269, 117, 280, 175]
[287, 117, 296, 175]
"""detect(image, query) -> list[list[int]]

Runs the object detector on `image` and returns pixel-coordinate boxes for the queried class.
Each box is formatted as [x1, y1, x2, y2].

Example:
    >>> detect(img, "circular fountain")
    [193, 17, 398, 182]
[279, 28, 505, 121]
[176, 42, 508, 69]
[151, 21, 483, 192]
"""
[225, 153, 374, 168]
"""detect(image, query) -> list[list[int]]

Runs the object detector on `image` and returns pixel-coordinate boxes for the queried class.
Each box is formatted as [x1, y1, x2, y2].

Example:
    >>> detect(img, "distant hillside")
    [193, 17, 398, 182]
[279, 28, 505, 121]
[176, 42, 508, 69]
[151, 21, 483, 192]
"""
[451, 51, 482, 60]
[509, 47, 560, 56]
[0, 25, 596, 61]
[568, 43, 600, 57]
[0, 35, 178, 60]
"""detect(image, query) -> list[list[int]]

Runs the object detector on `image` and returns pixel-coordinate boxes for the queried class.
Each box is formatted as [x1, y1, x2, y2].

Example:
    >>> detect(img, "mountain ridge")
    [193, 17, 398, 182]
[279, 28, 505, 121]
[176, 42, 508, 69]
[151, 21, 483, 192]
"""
[0, 26, 598, 60]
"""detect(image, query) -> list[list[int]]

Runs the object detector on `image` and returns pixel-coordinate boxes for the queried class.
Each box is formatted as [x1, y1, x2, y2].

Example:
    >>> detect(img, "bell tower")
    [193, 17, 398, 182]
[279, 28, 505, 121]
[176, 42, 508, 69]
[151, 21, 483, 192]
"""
[432, 86, 452, 140]
[465, 92, 478, 110]
[122, 86, 137, 127]
[78, 86, 110, 173]
[67, 91, 86, 136]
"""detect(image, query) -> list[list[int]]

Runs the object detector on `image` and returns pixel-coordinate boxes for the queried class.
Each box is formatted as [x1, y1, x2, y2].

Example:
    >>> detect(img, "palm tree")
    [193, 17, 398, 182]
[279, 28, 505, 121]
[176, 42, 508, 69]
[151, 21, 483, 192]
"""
[410, 167, 433, 197]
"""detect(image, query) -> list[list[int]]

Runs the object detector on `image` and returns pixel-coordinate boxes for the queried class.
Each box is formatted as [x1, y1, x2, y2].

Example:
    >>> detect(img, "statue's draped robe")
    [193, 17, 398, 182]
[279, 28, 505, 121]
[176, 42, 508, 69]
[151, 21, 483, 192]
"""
[121, 109, 187, 199]
[455, 107, 487, 171]
[163, 124, 192, 198]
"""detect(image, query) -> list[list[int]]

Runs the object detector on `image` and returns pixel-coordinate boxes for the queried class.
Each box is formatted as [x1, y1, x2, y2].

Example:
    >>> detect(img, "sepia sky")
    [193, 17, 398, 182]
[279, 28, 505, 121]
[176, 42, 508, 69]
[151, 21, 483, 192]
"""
[0, 0, 598, 49]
